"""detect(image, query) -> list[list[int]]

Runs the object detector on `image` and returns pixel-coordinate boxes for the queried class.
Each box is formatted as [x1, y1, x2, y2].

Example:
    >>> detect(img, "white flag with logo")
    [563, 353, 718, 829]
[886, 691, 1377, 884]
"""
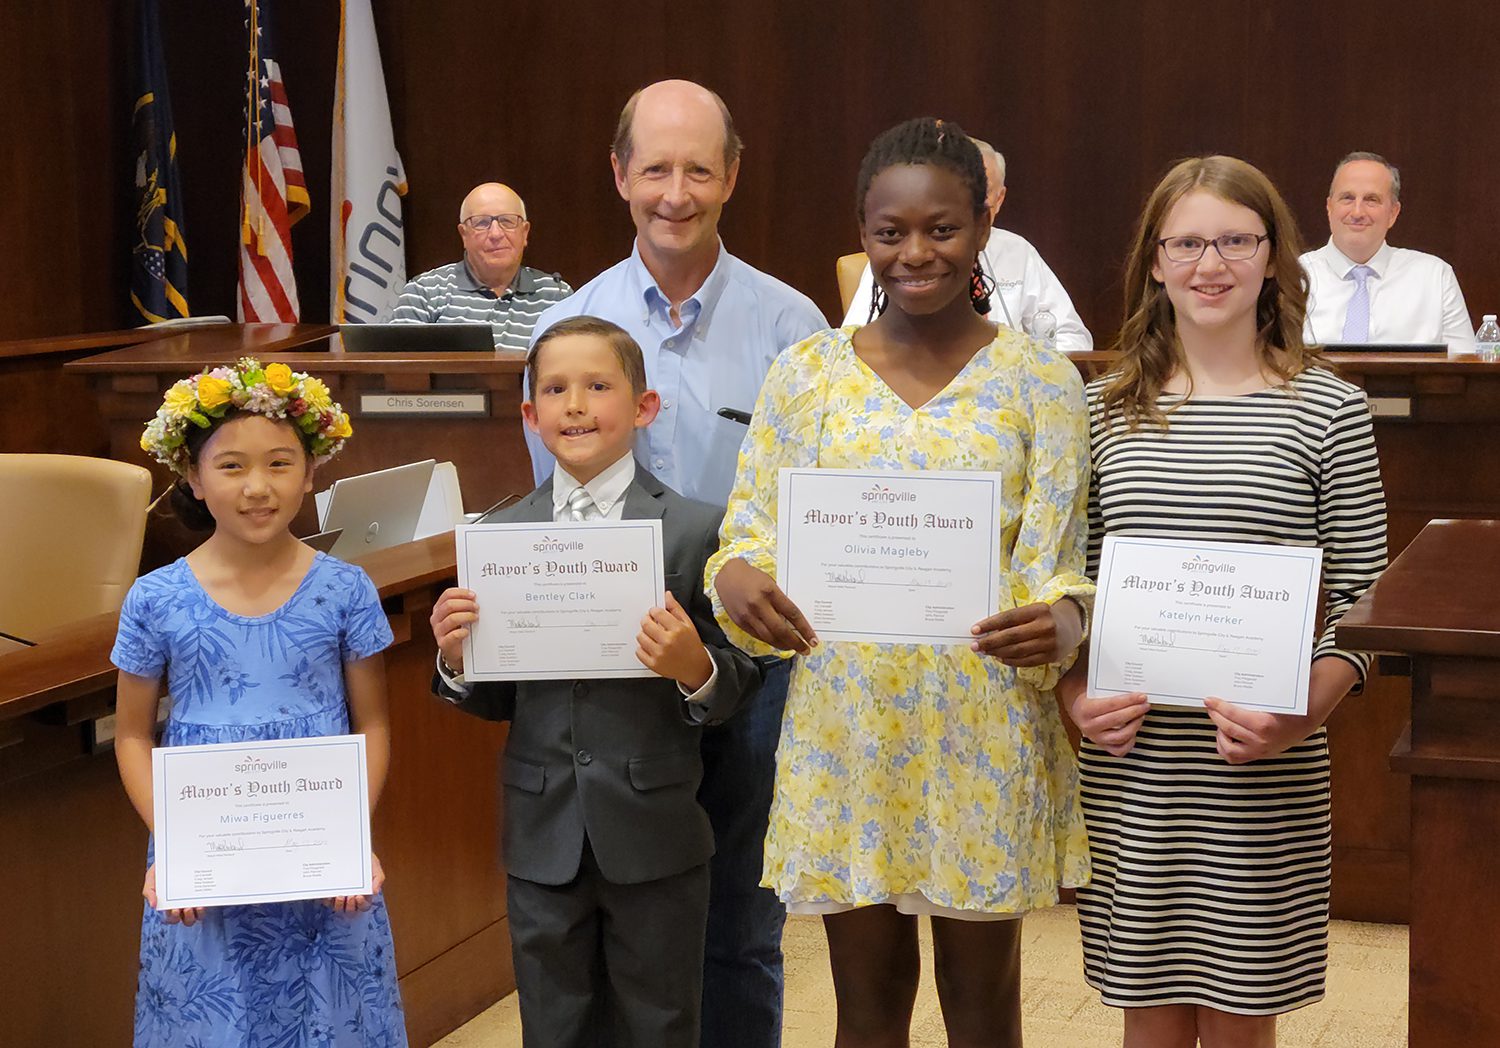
[331, 0, 406, 322]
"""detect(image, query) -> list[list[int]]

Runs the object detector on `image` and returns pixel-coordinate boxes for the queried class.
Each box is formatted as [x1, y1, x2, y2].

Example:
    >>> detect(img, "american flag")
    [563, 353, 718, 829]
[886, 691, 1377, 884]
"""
[237, 0, 308, 322]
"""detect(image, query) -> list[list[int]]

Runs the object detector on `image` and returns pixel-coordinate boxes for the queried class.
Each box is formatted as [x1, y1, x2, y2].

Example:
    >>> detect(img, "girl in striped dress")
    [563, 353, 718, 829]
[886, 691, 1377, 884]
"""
[1057, 156, 1387, 1047]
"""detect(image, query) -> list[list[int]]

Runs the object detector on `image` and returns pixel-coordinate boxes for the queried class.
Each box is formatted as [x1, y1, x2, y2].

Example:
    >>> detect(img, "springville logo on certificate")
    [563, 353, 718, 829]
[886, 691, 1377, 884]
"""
[1087, 536, 1324, 715]
[776, 468, 1005, 645]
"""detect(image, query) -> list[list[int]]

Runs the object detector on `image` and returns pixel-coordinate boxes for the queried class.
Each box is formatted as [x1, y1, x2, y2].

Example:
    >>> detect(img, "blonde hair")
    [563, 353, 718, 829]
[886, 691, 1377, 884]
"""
[1099, 155, 1325, 431]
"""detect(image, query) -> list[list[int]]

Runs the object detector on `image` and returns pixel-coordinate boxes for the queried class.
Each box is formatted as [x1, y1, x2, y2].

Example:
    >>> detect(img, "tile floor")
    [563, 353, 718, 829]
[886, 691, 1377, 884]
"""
[435, 906, 1408, 1047]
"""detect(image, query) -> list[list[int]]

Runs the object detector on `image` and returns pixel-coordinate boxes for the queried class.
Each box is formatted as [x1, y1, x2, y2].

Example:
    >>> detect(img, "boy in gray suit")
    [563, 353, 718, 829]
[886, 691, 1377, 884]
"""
[430, 315, 762, 1047]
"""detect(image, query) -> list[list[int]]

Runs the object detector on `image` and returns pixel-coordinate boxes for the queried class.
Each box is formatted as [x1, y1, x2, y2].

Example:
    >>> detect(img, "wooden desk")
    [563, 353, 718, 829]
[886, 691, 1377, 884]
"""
[1067, 350, 1500, 923]
[1338, 519, 1500, 1047]
[0, 534, 510, 1048]
[65, 324, 536, 568]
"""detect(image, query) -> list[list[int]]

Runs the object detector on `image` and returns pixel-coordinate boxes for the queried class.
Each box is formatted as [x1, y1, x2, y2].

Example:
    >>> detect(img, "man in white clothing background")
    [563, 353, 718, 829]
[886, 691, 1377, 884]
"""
[1300, 151, 1474, 349]
[841, 137, 1093, 350]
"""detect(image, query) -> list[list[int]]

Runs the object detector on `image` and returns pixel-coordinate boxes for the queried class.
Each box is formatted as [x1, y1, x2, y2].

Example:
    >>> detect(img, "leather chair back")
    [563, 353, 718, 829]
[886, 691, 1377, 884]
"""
[0, 454, 152, 638]
[835, 251, 869, 316]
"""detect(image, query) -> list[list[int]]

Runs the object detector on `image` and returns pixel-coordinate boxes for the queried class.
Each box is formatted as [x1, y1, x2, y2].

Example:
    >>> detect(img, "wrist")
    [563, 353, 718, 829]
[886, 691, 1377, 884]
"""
[1051, 597, 1085, 655]
[677, 648, 713, 692]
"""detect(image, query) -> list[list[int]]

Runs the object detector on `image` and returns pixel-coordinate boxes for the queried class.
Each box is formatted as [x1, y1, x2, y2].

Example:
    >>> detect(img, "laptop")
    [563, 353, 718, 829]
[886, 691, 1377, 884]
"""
[1321, 342, 1447, 354]
[339, 323, 495, 353]
[321, 460, 437, 560]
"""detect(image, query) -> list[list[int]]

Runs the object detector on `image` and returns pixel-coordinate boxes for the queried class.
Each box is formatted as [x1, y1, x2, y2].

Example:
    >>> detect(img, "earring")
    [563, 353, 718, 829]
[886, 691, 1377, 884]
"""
[970, 261, 994, 315]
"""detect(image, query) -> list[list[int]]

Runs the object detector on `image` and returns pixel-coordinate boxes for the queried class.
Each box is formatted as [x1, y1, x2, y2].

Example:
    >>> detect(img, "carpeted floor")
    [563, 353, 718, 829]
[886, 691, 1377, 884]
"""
[435, 906, 1408, 1047]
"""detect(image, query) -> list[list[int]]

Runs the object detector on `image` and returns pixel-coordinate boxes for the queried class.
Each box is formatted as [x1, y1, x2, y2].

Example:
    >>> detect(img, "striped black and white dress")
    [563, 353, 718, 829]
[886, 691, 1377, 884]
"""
[1077, 367, 1387, 1016]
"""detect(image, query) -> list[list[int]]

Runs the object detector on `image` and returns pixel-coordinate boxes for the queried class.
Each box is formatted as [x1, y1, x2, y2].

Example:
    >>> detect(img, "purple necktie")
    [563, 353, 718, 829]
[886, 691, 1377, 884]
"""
[1341, 265, 1375, 342]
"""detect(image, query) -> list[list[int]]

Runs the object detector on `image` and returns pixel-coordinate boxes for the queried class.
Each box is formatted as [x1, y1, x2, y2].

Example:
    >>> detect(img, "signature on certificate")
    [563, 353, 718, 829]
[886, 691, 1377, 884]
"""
[207, 835, 327, 853]
[1214, 640, 1257, 656]
[505, 616, 542, 629]
[824, 569, 867, 584]
[1139, 629, 1177, 649]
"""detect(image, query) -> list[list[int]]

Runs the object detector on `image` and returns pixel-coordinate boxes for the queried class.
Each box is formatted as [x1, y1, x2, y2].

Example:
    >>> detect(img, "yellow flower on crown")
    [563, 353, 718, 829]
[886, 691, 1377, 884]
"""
[301, 377, 332, 413]
[197, 376, 232, 411]
[264, 362, 298, 396]
[328, 413, 353, 439]
[163, 380, 198, 419]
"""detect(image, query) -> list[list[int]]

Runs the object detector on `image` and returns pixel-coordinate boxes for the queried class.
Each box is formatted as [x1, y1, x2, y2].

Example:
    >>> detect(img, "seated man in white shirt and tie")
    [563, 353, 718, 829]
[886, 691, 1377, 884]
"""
[841, 137, 1093, 350]
[1300, 151, 1475, 349]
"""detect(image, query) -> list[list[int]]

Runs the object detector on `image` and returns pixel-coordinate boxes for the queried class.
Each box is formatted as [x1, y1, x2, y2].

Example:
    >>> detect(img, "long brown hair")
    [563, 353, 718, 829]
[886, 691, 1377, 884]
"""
[1100, 155, 1326, 430]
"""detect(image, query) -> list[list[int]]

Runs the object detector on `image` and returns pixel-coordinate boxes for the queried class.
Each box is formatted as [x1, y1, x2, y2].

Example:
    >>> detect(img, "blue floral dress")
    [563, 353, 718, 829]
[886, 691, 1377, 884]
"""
[111, 553, 407, 1048]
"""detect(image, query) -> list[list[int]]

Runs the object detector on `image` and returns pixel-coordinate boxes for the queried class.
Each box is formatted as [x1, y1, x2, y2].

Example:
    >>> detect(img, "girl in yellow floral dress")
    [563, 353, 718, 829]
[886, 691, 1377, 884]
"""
[708, 118, 1093, 1047]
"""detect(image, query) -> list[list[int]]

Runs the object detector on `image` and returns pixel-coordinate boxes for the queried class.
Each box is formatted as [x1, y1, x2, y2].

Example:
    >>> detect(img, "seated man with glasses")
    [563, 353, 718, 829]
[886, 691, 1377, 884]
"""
[392, 182, 572, 351]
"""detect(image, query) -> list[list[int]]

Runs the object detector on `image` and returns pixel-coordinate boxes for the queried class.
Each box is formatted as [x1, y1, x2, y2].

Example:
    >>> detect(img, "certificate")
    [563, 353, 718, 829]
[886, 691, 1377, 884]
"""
[776, 468, 1004, 645]
[1088, 536, 1323, 714]
[151, 735, 371, 910]
[456, 520, 665, 680]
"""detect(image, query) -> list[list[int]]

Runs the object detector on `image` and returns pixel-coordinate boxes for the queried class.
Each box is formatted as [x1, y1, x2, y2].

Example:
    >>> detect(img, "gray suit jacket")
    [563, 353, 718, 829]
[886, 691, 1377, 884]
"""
[436, 468, 762, 885]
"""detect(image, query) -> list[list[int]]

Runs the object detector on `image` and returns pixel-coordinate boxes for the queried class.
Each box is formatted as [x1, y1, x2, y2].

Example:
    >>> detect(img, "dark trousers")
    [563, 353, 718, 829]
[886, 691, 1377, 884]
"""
[697, 658, 790, 1048]
[507, 842, 711, 1048]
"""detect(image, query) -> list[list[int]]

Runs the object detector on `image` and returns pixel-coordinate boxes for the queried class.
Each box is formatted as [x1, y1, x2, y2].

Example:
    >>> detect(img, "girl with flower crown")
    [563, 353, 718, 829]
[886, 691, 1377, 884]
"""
[111, 359, 406, 1047]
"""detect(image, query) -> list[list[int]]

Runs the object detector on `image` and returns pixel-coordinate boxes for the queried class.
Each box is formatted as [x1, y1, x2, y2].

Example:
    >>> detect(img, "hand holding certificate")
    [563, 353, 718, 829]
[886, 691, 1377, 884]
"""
[151, 735, 372, 911]
[1088, 536, 1323, 715]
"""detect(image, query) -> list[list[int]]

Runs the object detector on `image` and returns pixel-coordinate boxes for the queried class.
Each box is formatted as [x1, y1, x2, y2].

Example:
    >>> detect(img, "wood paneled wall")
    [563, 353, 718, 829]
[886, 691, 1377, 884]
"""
[6, 2, 1500, 346]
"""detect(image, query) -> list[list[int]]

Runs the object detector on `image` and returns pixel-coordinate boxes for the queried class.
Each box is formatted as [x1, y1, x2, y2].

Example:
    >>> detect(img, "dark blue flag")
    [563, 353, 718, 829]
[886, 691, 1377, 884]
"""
[131, 0, 189, 321]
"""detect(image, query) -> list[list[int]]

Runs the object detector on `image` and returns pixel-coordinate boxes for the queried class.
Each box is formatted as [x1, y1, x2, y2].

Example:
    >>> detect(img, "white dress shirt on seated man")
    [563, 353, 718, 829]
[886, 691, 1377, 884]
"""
[841, 228, 1093, 351]
[1300, 239, 1475, 349]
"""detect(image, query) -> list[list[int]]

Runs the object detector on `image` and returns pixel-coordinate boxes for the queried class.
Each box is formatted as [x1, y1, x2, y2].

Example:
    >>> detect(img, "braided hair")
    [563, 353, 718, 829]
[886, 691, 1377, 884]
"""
[855, 118, 993, 319]
[856, 117, 988, 224]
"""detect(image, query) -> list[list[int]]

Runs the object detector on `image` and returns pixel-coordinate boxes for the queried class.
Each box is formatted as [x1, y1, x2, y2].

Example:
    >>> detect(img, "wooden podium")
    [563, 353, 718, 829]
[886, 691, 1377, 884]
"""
[1338, 518, 1500, 1047]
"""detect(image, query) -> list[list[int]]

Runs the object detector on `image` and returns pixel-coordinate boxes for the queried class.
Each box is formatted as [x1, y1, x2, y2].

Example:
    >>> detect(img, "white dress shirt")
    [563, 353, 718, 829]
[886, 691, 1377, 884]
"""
[438, 452, 715, 700]
[549, 456, 634, 522]
[1300, 239, 1475, 349]
[841, 227, 1094, 351]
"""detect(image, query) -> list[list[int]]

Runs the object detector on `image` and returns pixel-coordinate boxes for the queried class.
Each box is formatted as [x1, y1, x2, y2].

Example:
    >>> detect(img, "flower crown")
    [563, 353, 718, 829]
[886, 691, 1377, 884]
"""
[140, 357, 353, 478]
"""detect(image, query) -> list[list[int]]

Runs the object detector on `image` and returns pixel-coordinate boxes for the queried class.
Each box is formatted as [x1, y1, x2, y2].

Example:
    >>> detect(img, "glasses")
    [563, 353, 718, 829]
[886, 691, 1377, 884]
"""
[462, 213, 525, 233]
[1157, 233, 1270, 263]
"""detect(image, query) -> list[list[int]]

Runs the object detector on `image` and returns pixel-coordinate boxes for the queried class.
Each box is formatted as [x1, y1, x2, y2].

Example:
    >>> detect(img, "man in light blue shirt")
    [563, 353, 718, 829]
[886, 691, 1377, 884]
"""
[526, 241, 822, 506]
[525, 79, 825, 1048]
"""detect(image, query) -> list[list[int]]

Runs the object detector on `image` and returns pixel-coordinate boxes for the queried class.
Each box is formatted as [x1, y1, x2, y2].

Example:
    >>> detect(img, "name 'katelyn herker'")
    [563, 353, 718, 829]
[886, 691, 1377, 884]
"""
[1119, 575, 1292, 602]
[800, 509, 975, 530]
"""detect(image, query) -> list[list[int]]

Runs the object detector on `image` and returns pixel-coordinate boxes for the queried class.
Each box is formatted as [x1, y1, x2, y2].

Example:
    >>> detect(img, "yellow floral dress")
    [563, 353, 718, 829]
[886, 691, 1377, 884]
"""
[706, 326, 1094, 914]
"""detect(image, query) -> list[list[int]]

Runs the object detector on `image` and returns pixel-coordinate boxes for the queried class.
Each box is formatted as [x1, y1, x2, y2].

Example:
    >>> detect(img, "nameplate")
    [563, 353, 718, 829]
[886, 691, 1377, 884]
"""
[358, 392, 490, 417]
[1366, 396, 1412, 419]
